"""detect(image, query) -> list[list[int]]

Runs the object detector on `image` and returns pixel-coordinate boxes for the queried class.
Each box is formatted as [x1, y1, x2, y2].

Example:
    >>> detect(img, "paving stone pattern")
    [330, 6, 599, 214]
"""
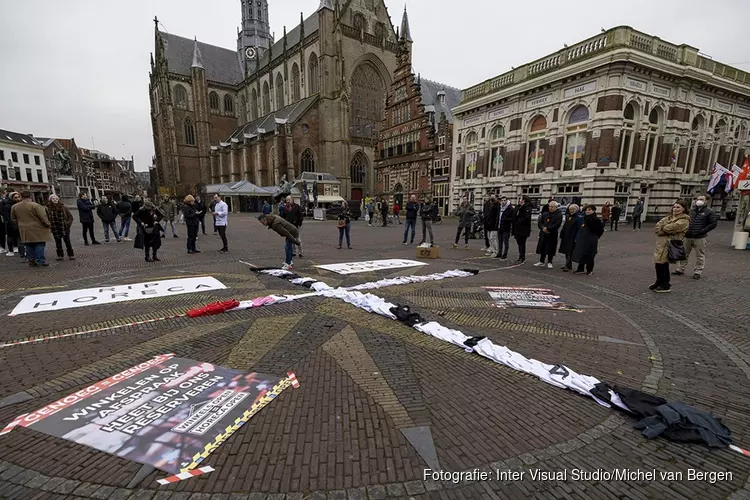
[0, 215, 748, 499]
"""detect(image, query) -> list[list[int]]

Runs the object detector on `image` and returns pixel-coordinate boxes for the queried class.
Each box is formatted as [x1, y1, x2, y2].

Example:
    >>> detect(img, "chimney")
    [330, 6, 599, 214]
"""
[437, 90, 446, 104]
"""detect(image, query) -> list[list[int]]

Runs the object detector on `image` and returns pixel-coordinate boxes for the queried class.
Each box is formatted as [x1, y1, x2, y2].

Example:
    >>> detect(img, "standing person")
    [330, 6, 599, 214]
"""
[283, 196, 304, 258]
[159, 197, 178, 238]
[46, 194, 75, 261]
[77, 193, 100, 245]
[117, 195, 133, 241]
[484, 195, 499, 256]
[366, 198, 375, 226]
[573, 204, 604, 275]
[558, 204, 582, 271]
[419, 197, 435, 247]
[11, 191, 51, 267]
[534, 201, 563, 268]
[96, 196, 121, 243]
[131, 195, 143, 216]
[651, 200, 690, 293]
[212, 194, 229, 253]
[380, 197, 389, 227]
[209, 196, 218, 235]
[393, 200, 401, 224]
[632, 198, 644, 231]
[452, 198, 474, 249]
[512, 196, 533, 264]
[495, 196, 514, 260]
[182, 195, 201, 254]
[257, 213, 301, 270]
[262, 200, 272, 214]
[133, 202, 163, 262]
[402, 195, 419, 245]
[610, 203, 622, 231]
[337, 205, 352, 249]
[672, 194, 718, 280]
[3, 192, 24, 259]
[483, 195, 495, 252]
[195, 196, 207, 235]
[601, 202, 611, 231]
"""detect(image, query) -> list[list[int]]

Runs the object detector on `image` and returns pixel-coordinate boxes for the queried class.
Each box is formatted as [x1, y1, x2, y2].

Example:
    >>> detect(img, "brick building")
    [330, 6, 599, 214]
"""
[450, 26, 750, 220]
[151, 0, 415, 200]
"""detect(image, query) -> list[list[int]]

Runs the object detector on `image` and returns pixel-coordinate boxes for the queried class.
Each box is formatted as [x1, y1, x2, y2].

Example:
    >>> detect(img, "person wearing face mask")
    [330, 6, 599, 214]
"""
[672, 194, 718, 280]
[572, 204, 604, 275]
[650, 199, 690, 293]
[511, 195, 533, 263]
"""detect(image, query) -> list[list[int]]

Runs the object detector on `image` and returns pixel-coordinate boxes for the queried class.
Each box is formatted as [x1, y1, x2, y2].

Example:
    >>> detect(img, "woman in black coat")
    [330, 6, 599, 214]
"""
[133, 202, 163, 262]
[558, 204, 583, 271]
[534, 201, 563, 268]
[572, 204, 605, 275]
[182, 195, 201, 254]
[511, 195, 533, 263]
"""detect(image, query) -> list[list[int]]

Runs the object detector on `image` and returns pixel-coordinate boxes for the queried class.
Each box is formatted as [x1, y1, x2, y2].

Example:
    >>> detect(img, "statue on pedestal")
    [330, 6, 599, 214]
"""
[55, 150, 73, 177]
[273, 173, 294, 202]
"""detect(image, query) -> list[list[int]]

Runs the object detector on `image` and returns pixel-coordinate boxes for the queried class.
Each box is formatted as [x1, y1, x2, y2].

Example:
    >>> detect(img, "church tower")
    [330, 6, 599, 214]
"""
[237, 0, 273, 73]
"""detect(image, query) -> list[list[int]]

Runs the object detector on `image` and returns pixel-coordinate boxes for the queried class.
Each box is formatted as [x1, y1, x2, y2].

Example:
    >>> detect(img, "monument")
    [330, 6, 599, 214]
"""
[54, 150, 78, 208]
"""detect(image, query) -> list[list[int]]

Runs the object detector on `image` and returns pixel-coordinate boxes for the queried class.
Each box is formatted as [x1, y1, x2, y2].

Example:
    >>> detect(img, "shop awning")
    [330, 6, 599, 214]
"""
[206, 181, 273, 196]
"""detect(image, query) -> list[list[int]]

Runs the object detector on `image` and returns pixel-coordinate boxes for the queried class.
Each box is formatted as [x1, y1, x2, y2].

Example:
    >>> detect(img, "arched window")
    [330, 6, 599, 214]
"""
[490, 125, 505, 141]
[527, 116, 547, 174]
[489, 126, 505, 178]
[251, 88, 258, 120]
[563, 106, 589, 171]
[619, 102, 638, 169]
[308, 53, 319, 94]
[291, 63, 301, 102]
[350, 152, 366, 184]
[300, 148, 315, 173]
[644, 108, 661, 171]
[209, 91, 219, 111]
[349, 62, 386, 140]
[353, 13, 366, 31]
[275, 73, 285, 109]
[184, 117, 195, 146]
[174, 84, 188, 108]
[224, 94, 234, 114]
[685, 115, 704, 174]
[465, 131, 478, 145]
[262, 81, 270, 116]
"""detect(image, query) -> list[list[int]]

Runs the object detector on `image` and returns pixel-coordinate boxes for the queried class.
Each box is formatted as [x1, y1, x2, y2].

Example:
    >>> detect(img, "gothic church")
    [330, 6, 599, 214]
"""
[150, 0, 448, 200]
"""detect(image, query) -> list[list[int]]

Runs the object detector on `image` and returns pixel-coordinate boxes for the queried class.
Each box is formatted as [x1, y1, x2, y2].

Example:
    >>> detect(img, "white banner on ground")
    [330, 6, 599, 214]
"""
[9, 277, 227, 316]
[315, 259, 427, 275]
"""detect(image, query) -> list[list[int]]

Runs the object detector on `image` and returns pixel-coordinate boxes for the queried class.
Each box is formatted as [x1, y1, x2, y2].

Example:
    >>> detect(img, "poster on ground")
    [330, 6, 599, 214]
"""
[9, 277, 227, 316]
[0, 354, 290, 474]
[484, 287, 580, 311]
[315, 259, 427, 275]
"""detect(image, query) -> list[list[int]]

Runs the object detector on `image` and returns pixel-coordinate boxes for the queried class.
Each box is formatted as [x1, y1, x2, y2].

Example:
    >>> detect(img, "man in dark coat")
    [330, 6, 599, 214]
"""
[195, 197, 207, 235]
[283, 196, 304, 258]
[534, 201, 563, 268]
[96, 196, 121, 243]
[559, 204, 583, 271]
[610, 203, 622, 231]
[511, 195, 533, 263]
[673, 194, 718, 279]
[632, 198, 644, 231]
[77, 193, 100, 245]
[380, 197, 389, 227]
[573, 204, 605, 275]
[495, 196, 514, 260]
[116, 195, 133, 241]
[402, 195, 419, 245]
[484, 195, 499, 256]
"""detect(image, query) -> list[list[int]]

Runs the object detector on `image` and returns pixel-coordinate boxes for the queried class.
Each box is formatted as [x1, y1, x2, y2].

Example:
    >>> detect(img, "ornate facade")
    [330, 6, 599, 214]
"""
[451, 26, 750, 220]
[151, 0, 409, 200]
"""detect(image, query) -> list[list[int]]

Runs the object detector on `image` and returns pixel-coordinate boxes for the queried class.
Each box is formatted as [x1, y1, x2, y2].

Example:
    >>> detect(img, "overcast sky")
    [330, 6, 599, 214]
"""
[1, 0, 748, 171]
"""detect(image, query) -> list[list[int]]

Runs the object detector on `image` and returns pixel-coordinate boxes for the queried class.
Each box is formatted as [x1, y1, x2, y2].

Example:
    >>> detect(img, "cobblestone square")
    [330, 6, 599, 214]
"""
[0, 215, 748, 499]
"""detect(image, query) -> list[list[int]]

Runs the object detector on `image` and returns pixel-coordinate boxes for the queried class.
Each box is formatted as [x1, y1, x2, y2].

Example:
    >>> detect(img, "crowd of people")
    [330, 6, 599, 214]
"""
[0, 187, 721, 294]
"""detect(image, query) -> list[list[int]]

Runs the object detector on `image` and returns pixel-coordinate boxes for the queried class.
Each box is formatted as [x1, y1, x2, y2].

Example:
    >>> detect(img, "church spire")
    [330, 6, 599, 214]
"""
[191, 37, 204, 69]
[400, 5, 412, 42]
[318, 0, 334, 11]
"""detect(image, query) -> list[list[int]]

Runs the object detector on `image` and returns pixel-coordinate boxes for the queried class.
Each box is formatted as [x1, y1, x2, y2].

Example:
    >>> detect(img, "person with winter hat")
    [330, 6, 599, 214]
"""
[257, 213, 300, 270]
[572, 204, 604, 275]
[46, 194, 75, 261]
[134, 201, 163, 262]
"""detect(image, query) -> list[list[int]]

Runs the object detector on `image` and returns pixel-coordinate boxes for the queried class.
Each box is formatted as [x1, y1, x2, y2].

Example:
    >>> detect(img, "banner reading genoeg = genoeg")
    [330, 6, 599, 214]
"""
[9, 276, 227, 316]
[0, 354, 291, 475]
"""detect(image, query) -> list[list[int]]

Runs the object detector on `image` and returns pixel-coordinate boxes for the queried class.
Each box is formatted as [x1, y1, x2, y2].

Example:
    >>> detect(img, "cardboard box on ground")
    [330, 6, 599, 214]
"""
[417, 246, 440, 259]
